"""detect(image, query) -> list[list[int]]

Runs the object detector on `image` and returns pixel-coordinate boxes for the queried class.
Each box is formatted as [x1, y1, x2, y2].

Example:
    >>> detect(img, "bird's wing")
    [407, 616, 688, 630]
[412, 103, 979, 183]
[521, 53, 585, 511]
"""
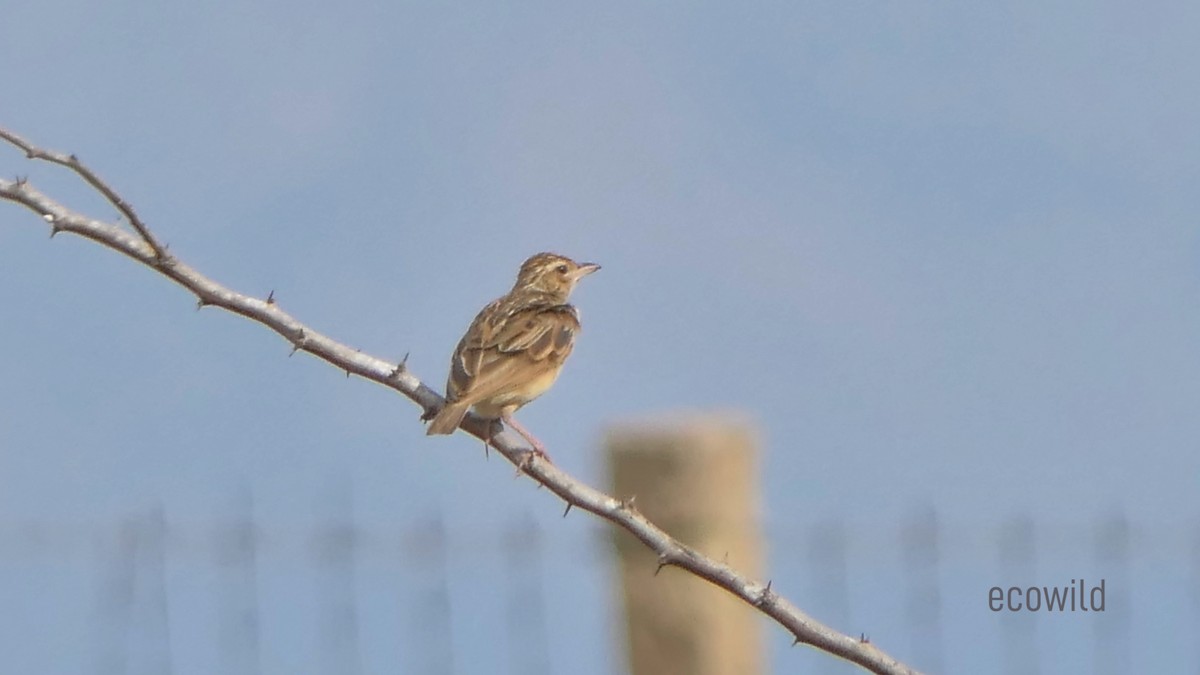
[446, 304, 579, 405]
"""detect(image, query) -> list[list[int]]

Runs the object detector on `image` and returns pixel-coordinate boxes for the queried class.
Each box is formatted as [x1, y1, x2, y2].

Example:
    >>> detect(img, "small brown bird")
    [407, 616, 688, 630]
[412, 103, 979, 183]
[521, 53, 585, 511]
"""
[425, 252, 600, 458]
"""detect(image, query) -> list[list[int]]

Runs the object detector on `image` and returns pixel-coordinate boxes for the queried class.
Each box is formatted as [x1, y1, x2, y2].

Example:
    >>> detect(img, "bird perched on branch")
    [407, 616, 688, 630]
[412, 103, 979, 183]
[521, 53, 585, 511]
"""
[425, 252, 600, 460]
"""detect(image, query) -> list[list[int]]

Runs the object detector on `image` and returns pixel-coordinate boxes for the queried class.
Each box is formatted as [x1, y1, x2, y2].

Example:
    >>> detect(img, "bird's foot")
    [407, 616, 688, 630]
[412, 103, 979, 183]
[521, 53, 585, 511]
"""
[501, 415, 552, 461]
[513, 448, 549, 477]
[501, 413, 553, 468]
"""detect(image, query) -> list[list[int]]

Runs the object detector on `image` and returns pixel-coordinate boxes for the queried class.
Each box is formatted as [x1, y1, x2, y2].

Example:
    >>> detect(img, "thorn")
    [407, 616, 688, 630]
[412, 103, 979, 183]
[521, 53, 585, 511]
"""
[654, 554, 669, 576]
[49, 225, 60, 238]
[288, 328, 306, 355]
[562, 503, 572, 518]
[860, 633, 870, 644]
[620, 495, 637, 511]
[266, 290, 276, 305]
[792, 636, 802, 647]
[68, 153, 78, 162]
[389, 352, 409, 378]
[345, 370, 351, 378]
[756, 581, 774, 607]
[722, 551, 730, 564]
[481, 419, 501, 458]
[289, 344, 300, 357]
[196, 297, 207, 310]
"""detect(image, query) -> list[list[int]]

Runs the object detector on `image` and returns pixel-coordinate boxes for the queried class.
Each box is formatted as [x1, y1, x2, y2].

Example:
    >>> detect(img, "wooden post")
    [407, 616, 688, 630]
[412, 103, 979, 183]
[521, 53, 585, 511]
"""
[606, 413, 764, 675]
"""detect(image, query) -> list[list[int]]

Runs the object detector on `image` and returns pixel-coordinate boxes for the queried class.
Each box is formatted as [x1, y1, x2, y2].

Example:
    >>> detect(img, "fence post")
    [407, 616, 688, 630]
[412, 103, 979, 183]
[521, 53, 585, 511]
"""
[606, 414, 764, 675]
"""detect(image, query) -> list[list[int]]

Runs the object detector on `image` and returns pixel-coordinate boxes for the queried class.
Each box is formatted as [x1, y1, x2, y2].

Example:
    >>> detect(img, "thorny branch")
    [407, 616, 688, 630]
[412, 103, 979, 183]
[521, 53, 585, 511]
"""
[0, 127, 922, 675]
[0, 128, 168, 261]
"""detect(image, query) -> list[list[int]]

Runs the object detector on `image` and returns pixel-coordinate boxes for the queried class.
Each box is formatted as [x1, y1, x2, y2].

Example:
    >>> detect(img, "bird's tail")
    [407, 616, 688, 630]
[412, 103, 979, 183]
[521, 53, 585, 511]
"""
[426, 400, 470, 436]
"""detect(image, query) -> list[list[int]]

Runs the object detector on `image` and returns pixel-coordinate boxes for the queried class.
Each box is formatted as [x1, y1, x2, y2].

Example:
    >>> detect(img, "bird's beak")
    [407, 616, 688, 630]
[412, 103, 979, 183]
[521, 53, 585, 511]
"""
[572, 262, 601, 279]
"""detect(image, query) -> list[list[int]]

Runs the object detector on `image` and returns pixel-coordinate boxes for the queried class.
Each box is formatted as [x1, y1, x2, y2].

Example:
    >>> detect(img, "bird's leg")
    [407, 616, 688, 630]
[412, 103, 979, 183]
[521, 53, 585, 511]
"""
[500, 412, 552, 465]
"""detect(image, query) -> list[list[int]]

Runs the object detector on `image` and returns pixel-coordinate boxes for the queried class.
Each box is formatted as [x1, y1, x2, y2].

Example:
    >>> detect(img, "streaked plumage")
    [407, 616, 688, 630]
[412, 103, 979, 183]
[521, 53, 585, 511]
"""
[426, 252, 600, 458]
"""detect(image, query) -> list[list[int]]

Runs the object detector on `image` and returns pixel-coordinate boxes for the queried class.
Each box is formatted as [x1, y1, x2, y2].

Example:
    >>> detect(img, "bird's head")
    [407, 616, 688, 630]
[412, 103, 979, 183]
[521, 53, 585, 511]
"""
[513, 252, 601, 300]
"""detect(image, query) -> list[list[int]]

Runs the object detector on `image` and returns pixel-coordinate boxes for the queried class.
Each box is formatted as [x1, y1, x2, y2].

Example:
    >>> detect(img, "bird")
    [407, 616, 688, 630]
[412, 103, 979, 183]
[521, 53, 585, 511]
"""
[425, 252, 600, 460]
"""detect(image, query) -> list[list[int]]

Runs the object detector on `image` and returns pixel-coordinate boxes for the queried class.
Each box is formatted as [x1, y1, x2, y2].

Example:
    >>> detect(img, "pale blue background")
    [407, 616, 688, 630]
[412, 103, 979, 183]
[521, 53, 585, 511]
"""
[3, 1, 1199, 673]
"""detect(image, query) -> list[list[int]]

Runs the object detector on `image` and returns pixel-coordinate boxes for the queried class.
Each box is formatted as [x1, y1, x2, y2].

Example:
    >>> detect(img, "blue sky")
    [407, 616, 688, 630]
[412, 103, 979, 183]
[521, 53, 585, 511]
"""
[3, 1, 1200, 673]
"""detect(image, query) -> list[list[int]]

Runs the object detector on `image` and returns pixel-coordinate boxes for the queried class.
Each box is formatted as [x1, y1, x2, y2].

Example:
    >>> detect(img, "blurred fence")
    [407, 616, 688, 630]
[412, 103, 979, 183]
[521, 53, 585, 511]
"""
[1, 498, 1196, 674]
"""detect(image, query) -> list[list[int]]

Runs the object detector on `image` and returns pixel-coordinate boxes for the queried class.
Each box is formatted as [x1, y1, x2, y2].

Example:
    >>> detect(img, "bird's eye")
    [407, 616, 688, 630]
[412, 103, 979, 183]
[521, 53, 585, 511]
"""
[556, 264, 569, 274]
